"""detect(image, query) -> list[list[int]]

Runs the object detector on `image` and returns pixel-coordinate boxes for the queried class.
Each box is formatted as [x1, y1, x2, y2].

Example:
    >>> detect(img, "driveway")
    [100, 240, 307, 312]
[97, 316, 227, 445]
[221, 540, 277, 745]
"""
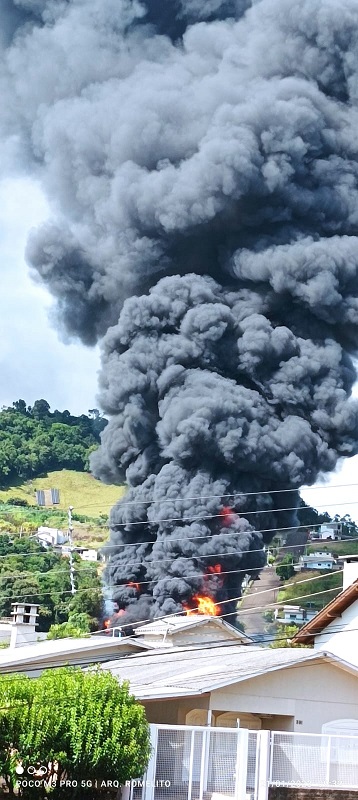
[237, 565, 281, 641]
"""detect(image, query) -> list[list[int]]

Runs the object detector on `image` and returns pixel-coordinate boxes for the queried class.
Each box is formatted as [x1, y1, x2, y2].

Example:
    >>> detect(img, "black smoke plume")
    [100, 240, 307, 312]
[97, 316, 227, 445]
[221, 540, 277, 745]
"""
[2, 0, 358, 622]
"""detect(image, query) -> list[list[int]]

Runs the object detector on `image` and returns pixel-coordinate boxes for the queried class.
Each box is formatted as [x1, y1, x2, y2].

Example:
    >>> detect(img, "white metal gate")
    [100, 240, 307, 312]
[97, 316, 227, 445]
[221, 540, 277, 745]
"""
[130, 724, 264, 800]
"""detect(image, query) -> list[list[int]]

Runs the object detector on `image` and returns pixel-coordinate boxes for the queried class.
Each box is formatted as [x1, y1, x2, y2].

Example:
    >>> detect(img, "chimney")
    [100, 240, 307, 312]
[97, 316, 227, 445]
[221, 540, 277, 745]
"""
[10, 603, 39, 648]
[341, 555, 358, 591]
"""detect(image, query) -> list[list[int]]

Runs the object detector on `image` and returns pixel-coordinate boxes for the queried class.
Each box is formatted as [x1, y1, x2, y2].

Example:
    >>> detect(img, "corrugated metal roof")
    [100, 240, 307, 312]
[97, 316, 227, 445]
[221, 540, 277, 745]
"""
[0, 635, 151, 671]
[101, 644, 340, 699]
[135, 615, 250, 640]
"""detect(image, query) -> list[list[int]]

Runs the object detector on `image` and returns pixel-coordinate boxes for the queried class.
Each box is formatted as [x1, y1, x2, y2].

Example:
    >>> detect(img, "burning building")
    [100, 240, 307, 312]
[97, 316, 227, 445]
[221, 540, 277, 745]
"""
[2, 0, 358, 624]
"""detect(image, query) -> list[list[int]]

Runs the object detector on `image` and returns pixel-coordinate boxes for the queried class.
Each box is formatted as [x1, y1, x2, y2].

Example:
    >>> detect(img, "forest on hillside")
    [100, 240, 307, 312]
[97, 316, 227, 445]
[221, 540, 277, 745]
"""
[0, 534, 102, 631]
[0, 400, 107, 486]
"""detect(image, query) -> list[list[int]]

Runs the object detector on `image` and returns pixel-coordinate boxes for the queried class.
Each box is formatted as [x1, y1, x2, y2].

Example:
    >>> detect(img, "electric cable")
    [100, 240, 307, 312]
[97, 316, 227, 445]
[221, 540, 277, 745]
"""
[3, 479, 358, 514]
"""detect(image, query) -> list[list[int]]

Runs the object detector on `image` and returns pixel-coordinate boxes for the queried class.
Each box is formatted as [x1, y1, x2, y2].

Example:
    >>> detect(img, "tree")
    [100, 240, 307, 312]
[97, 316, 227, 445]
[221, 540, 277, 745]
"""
[0, 674, 34, 796]
[47, 613, 91, 639]
[0, 535, 103, 632]
[12, 400, 27, 415]
[270, 623, 308, 649]
[276, 555, 295, 581]
[31, 400, 51, 421]
[0, 401, 106, 486]
[1, 668, 150, 799]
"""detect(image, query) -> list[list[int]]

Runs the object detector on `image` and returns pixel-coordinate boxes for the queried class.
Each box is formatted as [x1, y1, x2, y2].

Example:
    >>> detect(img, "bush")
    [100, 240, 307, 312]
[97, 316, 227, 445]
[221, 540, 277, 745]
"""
[0, 668, 150, 798]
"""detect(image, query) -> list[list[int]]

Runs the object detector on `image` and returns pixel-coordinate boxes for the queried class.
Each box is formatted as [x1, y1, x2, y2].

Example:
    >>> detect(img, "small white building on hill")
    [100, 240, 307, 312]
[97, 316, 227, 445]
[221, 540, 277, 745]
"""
[310, 522, 343, 541]
[299, 552, 335, 570]
[274, 605, 317, 626]
[36, 526, 67, 548]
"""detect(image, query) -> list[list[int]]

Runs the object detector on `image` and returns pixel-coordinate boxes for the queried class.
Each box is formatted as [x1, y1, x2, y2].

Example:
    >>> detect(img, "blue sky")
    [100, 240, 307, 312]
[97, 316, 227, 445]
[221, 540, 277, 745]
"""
[0, 176, 99, 416]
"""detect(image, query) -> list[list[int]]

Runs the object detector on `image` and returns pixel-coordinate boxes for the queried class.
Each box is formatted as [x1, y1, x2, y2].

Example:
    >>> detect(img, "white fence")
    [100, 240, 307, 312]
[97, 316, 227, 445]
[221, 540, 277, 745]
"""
[129, 725, 358, 800]
[269, 730, 358, 790]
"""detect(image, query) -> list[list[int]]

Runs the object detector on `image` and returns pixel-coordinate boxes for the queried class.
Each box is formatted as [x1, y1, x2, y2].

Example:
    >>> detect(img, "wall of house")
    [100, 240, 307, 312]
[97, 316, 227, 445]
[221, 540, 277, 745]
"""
[269, 790, 358, 800]
[314, 599, 358, 665]
[209, 661, 358, 733]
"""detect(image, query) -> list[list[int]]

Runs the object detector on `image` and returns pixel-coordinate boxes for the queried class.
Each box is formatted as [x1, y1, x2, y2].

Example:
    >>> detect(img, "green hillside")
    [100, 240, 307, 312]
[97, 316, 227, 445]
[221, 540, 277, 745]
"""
[0, 470, 125, 548]
[0, 469, 124, 517]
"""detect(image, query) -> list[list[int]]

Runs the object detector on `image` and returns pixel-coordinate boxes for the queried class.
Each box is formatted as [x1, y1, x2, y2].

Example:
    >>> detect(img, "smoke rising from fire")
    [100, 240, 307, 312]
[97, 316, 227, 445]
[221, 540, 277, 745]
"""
[2, 0, 358, 621]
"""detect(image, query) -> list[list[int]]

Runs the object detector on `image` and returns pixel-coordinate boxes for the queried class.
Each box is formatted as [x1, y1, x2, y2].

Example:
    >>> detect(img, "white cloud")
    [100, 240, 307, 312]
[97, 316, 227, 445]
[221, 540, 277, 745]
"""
[0, 176, 100, 415]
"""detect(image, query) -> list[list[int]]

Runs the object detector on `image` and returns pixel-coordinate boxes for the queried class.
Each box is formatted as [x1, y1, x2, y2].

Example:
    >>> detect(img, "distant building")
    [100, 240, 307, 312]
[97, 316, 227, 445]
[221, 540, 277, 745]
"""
[78, 548, 99, 562]
[274, 605, 317, 626]
[36, 488, 60, 506]
[310, 522, 343, 541]
[299, 552, 335, 570]
[36, 526, 68, 548]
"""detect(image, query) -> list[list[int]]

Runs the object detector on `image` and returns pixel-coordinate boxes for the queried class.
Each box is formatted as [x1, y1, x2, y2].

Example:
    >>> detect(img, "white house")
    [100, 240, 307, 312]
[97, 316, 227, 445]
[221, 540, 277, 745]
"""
[77, 548, 99, 562]
[310, 522, 343, 541]
[299, 551, 335, 570]
[102, 643, 358, 735]
[274, 605, 317, 626]
[36, 526, 68, 548]
[134, 615, 251, 648]
[293, 554, 358, 665]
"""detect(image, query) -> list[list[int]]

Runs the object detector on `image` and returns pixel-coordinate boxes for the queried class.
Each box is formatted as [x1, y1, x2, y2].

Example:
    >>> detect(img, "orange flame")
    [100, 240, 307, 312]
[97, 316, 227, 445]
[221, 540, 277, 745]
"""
[183, 594, 220, 616]
[207, 564, 222, 574]
[220, 506, 237, 527]
[104, 619, 111, 629]
[127, 581, 140, 591]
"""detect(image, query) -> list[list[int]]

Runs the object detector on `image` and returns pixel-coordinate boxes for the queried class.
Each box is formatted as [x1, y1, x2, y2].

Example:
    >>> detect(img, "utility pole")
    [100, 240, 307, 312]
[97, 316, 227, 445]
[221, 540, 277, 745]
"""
[68, 506, 76, 596]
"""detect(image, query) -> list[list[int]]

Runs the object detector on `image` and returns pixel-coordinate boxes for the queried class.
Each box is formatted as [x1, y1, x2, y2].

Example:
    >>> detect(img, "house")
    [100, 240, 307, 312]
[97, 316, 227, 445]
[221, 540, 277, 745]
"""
[310, 522, 343, 541]
[293, 554, 358, 665]
[274, 604, 317, 626]
[134, 614, 251, 648]
[0, 635, 153, 676]
[36, 526, 68, 548]
[101, 643, 358, 734]
[76, 548, 99, 562]
[299, 551, 335, 570]
[0, 601, 152, 674]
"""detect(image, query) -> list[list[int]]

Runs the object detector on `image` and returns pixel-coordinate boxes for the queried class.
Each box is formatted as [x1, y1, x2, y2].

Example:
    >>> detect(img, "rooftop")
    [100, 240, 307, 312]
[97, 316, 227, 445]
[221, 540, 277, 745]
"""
[0, 634, 151, 673]
[135, 615, 250, 641]
[100, 643, 353, 700]
[293, 579, 358, 645]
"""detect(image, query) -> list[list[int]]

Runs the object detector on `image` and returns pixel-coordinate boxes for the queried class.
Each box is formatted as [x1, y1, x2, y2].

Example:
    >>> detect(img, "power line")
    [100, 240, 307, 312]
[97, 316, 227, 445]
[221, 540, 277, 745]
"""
[0, 533, 352, 582]
[0, 565, 343, 611]
[2, 480, 358, 516]
[99, 525, 356, 551]
[86, 571, 345, 634]
[0, 518, 338, 552]
[0, 524, 355, 564]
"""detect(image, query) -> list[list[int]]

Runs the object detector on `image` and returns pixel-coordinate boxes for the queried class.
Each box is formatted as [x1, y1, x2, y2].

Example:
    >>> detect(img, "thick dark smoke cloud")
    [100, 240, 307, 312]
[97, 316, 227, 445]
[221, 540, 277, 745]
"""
[2, 0, 358, 621]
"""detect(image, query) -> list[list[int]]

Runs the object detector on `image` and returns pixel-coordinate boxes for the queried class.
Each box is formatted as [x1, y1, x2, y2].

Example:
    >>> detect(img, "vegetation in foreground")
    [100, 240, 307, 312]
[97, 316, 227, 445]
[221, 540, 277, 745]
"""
[0, 667, 150, 798]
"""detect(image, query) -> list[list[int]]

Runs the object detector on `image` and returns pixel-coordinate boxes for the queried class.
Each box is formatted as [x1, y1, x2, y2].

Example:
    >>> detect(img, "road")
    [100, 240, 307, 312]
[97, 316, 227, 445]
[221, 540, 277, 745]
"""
[238, 566, 281, 641]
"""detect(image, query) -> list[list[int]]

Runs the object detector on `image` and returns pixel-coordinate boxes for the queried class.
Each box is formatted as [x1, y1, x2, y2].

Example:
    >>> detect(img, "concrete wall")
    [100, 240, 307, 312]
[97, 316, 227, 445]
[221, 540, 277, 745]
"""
[314, 599, 358, 665]
[210, 661, 358, 733]
[269, 790, 358, 800]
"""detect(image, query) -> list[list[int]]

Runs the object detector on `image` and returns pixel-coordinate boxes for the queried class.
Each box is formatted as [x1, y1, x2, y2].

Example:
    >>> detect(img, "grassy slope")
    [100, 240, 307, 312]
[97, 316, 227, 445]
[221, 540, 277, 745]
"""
[0, 470, 124, 518]
[277, 569, 343, 609]
[308, 540, 358, 556]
